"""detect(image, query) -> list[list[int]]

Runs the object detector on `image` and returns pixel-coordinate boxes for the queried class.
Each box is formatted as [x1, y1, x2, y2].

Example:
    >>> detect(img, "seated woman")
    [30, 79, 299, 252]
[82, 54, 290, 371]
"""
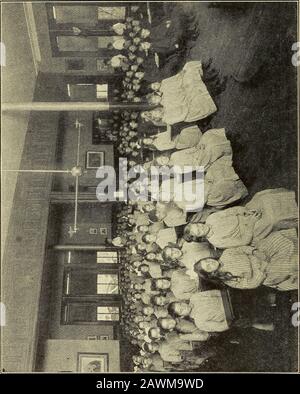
[167, 290, 230, 332]
[162, 240, 214, 276]
[155, 128, 232, 171]
[194, 228, 298, 291]
[158, 157, 248, 211]
[160, 61, 217, 125]
[183, 188, 298, 249]
[143, 124, 202, 151]
[204, 156, 248, 208]
[142, 227, 177, 249]
[144, 332, 211, 366]
[152, 270, 199, 301]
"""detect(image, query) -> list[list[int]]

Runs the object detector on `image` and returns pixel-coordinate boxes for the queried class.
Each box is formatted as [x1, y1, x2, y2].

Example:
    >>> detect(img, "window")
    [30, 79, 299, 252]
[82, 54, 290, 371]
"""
[97, 274, 118, 294]
[97, 306, 120, 321]
[97, 36, 119, 49]
[56, 36, 98, 52]
[97, 251, 118, 264]
[62, 303, 120, 324]
[53, 5, 97, 24]
[97, 7, 126, 20]
[96, 84, 108, 100]
[60, 249, 121, 327]
[63, 250, 118, 265]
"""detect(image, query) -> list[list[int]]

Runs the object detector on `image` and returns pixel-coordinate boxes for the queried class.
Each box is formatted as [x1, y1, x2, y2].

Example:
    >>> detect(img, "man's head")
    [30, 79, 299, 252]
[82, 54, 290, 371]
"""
[162, 246, 182, 262]
[158, 317, 177, 331]
[168, 301, 191, 317]
[142, 305, 155, 316]
[153, 278, 171, 290]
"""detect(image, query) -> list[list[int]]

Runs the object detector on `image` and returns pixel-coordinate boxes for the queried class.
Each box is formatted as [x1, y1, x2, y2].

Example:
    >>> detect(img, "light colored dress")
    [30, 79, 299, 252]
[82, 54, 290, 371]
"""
[147, 261, 163, 278]
[170, 269, 199, 300]
[180, 241, 213, 277]
[159, 156, 247, 212]
[160, 61, 217, 124]
[205, 189, 298, 248]
[155, 227, 177, 249]
[151, 126, 175, 151]
[245, 188, 298, 241]
[254, 228, 298, 291]
[204, 156, 248, 207]
[173, 125, 202, 150]
[219, 229, 298, 291]
[205, 206, 256, 249]
[168, 128, 232, 171]
[189, 290, 229, 332]
[150, 125, 202, 151]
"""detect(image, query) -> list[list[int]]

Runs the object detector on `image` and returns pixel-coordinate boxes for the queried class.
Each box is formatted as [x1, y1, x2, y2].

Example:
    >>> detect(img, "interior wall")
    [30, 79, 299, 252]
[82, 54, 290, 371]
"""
[43, 339, 120, 372]
[57, 203, 112, 244]
[48, 250, 115, 341]
[53, 111, 114, 193]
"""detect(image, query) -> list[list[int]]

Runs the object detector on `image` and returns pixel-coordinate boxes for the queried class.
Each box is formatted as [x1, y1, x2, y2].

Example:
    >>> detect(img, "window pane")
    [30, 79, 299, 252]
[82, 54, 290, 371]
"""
[97, 257, 118, 264]
[97, 284, 119, 295]
[57, 36, 98, 52]
[68, 83, 96, 101]
[54, 5, 98, 24]
[68, 271, 97, 295]
[97, 251, 118, 264]
[97, 36, 120, 49]
[97, 306, 119, 314]
[97, 274, 118, 284]
[97, 7, 126, 20]
[97, 306, 120, 321]
[97, 313, 119, 321]
[96, 84, 108, 100]
[68, 304, 96, 322]
[64, 251, 97, 264]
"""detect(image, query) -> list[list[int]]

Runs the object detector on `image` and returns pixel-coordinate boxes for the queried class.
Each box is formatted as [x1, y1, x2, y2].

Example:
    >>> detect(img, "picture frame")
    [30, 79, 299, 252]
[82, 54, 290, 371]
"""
[77, 353, 109, 373]
[87, 335, 109, 340]
[96, 59, 114, 74]
[86, 151, 104, 169]
[99, 227, 108, 235]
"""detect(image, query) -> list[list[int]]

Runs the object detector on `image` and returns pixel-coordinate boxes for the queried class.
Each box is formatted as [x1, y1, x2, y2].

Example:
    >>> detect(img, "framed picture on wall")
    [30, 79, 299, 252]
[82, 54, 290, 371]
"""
[77, 353, 109, 372]
[99, 227, 108, 235]
[86, 151, 104, 169]
[96, 59, 114, 74]
[87, 335, 109, 340]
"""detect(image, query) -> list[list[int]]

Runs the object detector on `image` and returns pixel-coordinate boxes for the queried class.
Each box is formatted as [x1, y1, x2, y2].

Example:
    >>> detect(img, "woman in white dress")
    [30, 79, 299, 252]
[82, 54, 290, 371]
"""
[143, 125, 202, 152]
[183, 188, 298, 249]
[158, 156, 248, 211]
[160, 61, 217, 124]
[155, 128, 232, 171]
[194, 228, 298, 291]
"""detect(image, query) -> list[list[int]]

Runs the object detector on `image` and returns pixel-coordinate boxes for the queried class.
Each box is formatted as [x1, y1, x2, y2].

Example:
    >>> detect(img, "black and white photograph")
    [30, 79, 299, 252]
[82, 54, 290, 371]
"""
[0, 1, 299, 376]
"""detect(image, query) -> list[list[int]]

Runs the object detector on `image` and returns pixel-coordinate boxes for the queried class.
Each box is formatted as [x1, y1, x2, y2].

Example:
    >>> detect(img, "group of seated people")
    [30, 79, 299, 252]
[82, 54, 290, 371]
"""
[103, 4, 216, 157]
[103, 4, 298, 372]
[111, 141, 298, 372]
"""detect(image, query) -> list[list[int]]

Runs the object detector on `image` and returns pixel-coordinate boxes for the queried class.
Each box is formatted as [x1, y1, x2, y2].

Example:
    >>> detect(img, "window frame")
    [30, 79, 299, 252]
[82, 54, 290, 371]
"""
[46, 2, 132, 57]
